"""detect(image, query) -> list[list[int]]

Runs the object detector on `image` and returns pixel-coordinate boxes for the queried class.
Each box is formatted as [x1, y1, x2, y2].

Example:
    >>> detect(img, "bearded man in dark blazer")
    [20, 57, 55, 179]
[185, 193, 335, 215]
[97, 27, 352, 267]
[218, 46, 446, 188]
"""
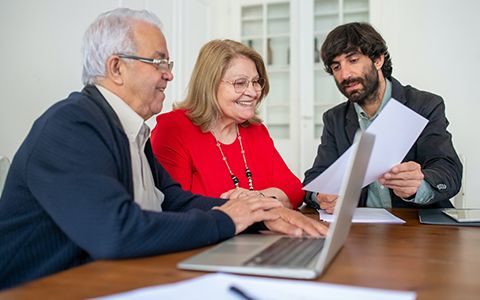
[303, 22, 462, 212]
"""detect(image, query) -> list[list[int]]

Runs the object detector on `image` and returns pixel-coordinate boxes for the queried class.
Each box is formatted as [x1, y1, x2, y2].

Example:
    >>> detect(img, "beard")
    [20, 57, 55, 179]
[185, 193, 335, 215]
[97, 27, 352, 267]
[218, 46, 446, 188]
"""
[335, 62, 380, 106]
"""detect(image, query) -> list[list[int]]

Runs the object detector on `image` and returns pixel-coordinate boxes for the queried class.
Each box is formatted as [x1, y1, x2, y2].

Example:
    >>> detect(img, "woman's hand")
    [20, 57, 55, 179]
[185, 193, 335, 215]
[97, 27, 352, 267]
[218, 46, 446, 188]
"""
[220, 187, 257, 199]
[220, 187, 294, 210]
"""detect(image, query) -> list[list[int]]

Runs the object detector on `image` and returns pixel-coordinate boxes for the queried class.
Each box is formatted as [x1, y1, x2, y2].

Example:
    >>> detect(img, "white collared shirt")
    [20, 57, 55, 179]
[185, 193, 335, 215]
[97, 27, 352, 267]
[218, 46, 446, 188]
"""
[96, 85, 164, 212]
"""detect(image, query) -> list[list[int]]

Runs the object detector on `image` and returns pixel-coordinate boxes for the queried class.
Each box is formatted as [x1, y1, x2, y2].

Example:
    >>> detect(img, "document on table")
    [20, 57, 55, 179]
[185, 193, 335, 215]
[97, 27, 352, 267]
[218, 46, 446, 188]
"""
[88, 273, 416, 300]
[319, 207, 406, 223]
[303, 98, 428, 195]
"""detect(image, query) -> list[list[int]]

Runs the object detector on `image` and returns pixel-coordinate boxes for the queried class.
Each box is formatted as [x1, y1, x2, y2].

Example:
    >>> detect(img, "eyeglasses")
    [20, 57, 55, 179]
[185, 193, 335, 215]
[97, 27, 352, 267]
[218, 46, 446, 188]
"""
[222, 78, 266, 94]
[117, 54, 174, 72]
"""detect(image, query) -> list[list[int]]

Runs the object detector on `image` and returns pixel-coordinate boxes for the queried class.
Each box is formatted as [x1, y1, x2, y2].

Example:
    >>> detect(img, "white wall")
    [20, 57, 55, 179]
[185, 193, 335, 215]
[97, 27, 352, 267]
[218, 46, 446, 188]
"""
[369, 0, 480, 207]
[1, 0, 479, 207]
[0, 0, 212, 153]
[0, 0, 114, 160]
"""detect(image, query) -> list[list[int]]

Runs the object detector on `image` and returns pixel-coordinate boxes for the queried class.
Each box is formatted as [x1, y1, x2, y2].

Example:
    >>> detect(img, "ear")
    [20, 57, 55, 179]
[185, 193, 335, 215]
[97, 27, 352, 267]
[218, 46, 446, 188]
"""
[105, 55, 125, 85]
[374, 54, 385, 71]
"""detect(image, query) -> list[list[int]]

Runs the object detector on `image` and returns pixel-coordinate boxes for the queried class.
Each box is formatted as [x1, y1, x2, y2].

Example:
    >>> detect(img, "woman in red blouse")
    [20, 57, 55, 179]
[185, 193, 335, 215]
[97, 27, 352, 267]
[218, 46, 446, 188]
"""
[151, 39, 304, 209]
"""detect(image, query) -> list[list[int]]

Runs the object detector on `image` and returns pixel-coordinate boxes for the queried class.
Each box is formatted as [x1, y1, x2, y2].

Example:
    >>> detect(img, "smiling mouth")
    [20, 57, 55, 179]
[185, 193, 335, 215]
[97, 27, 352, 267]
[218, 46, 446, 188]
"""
[236, 101, 254, 106]
[157, 87, 165, 92]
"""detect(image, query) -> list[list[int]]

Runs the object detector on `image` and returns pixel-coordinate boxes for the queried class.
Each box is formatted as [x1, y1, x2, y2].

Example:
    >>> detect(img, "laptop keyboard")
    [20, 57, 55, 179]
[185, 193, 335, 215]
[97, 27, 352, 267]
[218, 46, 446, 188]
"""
[243, 237, 325, 268]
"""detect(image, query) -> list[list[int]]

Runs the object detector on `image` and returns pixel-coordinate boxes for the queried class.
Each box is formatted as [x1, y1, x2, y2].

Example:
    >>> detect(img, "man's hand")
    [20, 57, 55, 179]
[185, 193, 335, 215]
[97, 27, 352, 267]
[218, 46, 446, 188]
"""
[264, 207, 329, 236]
[378, 161, 424, 199]
[213, 196, 282, 234]
[317, 193, 338, 214]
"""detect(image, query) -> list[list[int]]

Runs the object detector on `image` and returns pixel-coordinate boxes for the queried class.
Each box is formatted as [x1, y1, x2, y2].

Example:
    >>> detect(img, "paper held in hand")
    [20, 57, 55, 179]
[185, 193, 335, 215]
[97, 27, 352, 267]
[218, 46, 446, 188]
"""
[303, 98, 428, 195]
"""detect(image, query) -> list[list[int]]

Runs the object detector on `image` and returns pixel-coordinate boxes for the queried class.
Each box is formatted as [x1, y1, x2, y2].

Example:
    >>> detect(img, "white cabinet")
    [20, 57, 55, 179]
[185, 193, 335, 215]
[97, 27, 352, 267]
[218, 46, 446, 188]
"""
[231, 0, 369, 178]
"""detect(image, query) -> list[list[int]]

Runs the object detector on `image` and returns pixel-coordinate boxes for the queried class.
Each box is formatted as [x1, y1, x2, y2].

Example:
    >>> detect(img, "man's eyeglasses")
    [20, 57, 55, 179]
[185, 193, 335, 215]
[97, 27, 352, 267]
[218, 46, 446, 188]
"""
[117, 54, 174, 72]
[222, 77, 266, 94]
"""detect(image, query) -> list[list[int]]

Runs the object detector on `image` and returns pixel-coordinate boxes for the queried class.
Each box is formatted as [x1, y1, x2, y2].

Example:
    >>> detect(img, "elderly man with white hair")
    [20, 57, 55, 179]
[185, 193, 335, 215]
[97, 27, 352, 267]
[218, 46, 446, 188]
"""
[0, 8, 327, 290]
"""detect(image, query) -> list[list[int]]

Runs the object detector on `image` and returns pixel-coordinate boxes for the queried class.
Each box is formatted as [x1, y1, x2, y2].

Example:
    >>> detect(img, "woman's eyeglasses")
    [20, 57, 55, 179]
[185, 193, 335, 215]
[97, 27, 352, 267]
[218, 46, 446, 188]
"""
[222, 78, 266, 94]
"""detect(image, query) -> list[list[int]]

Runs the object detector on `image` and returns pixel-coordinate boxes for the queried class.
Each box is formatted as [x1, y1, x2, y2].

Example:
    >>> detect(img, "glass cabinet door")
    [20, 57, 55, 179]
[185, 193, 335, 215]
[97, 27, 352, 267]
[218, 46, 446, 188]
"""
[241, 2, 291, 140]
[233, 0, 369, 178]
[313, 0, 369, 139]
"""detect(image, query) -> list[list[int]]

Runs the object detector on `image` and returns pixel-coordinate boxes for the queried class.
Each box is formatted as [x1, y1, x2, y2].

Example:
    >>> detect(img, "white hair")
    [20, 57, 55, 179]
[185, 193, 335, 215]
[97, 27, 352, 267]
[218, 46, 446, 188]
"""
[81, 8, 163, 85]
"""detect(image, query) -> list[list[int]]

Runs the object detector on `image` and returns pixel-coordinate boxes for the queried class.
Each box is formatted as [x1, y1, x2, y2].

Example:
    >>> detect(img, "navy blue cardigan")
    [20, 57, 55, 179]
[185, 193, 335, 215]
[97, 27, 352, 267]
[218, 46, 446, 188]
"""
[0, 85, 235, 289]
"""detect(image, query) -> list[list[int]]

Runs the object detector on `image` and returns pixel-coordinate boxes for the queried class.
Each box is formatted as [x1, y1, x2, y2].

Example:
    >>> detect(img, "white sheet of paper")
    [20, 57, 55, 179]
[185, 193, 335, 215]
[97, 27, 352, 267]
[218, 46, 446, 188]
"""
[303, 99, 428, 195]
[88, 273, 416, 300]
[319, 207, 406, 223]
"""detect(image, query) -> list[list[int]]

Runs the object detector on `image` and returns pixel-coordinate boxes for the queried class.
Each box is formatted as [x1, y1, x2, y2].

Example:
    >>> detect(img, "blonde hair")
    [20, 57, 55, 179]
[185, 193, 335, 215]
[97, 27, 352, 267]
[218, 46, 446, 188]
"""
[175, 39, 269, 132]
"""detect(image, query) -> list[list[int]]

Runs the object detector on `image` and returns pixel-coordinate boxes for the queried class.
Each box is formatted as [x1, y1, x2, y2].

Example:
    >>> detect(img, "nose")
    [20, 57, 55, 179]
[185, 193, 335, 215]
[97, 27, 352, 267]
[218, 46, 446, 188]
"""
[243, 80, 258, 97]
[339, 64, 354, 81]
[162, 69, 174, 81]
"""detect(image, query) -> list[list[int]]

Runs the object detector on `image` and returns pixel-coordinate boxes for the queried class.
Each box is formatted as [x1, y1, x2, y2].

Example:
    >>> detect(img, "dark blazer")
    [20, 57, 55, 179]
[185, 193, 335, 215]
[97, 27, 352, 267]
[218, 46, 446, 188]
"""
[303, 77, 462, 209]
[0, 85, 235, 290]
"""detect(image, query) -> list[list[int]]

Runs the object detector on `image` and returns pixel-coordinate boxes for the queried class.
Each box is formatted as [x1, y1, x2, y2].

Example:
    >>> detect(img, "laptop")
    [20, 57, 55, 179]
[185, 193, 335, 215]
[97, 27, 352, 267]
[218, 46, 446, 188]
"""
[178, 131, 375, 279]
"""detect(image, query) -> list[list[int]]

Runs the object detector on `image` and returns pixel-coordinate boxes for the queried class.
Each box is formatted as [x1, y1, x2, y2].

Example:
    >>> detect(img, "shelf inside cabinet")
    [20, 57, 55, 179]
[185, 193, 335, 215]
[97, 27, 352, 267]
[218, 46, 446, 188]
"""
[343, 0, 369, 22]
[242, 35, 263, 40]
[242, 5, 262, 19]
[267, 2, 290, 35]
[314, 10, 338, 17]
[344, 0, 369, 11]
[344, 11, 369, 23]
[266, 33, 290, 38]
[267, 20, 289, 35]
[267, 2, 290, 18]
[242, 19, 262, 37]
[313, 30, 332, 36]
[267, 15, 289, 21]
[344, 8, 368, 14]
[314, 0, 339, 14]
[242, 16, 263, 22]
[314, 14, 339, 32]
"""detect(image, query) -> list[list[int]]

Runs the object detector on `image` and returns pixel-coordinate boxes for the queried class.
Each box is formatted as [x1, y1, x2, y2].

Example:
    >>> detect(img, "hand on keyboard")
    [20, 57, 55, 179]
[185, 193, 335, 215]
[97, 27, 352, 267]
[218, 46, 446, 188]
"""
[264, 207, 328, 236]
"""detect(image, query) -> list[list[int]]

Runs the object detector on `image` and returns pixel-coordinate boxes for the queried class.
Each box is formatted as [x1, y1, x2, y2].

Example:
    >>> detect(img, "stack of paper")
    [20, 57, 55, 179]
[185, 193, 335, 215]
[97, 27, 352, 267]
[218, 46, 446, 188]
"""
[319, 207, 405, 224]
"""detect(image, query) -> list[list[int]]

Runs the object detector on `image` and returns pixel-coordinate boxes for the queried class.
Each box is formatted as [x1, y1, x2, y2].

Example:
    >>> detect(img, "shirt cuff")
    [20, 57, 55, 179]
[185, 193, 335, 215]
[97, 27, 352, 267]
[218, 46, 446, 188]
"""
[401, 179, 434, 204]
[304, 191, 320, 209]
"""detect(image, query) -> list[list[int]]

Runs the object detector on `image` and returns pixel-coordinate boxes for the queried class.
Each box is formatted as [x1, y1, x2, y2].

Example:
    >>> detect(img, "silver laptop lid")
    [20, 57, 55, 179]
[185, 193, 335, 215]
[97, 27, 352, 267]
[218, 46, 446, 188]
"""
[314, 130, 375, 274]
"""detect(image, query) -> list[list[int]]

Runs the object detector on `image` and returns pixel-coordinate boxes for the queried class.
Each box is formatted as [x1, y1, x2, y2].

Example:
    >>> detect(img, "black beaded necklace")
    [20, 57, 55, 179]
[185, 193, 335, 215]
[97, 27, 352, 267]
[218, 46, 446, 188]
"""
[212, 125, 254, 190]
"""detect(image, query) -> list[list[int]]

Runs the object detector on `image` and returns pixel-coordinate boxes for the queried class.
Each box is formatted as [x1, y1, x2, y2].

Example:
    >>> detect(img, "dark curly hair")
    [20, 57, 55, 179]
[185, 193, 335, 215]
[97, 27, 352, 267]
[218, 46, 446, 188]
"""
[321, 22, 392, 79]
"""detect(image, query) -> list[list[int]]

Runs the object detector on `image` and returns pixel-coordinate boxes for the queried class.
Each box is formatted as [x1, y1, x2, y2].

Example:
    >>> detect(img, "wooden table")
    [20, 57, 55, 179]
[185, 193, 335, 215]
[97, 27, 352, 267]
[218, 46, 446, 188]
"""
[1, 208, 479, 300]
